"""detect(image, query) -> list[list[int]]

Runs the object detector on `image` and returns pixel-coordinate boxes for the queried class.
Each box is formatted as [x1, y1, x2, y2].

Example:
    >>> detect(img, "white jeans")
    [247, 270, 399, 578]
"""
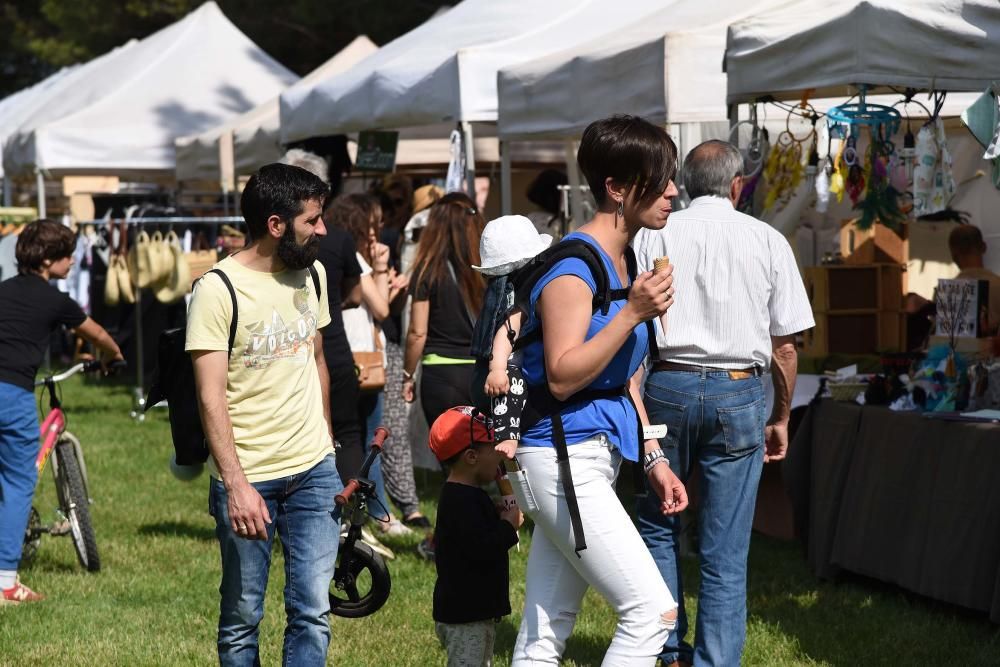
[510, 435, 677, 666]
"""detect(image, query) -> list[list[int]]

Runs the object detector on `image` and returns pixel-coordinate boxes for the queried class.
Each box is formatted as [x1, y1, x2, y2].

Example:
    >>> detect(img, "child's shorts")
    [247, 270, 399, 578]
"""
[435, 619, 496, 667]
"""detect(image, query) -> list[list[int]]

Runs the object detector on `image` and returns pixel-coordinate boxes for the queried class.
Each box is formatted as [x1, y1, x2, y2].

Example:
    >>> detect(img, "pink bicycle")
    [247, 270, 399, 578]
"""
[21, 360, 123, 573]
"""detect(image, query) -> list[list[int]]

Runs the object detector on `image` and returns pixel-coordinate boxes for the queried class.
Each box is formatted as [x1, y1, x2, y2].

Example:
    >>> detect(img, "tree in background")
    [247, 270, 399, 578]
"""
[0, 0, 444, 98]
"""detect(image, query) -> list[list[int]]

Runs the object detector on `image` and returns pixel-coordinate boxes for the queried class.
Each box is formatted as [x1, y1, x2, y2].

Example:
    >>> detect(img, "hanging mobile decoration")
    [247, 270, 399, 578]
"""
[763, 104, 815, 211]
[844, 134, 866, 205]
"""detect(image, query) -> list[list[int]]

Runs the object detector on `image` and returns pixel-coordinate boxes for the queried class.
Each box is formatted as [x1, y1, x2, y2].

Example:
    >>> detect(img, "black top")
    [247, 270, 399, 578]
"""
[317, 227, 363, 366]
[0, 274, 87, 391]
[414, 276, 474, 359]
[433, 481, 518, 624]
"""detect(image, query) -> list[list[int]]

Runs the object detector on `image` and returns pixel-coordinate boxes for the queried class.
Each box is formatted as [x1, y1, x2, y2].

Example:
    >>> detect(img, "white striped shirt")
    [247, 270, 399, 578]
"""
[634, 196, 814, 370]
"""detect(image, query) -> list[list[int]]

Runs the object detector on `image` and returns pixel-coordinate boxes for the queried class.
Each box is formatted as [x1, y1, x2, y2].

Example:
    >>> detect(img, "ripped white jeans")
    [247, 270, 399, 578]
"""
[510, 435, 677, 666]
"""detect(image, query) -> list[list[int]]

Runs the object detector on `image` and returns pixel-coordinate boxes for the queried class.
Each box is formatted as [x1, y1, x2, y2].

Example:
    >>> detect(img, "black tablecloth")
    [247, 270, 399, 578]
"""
[785, 400, 1000, 622]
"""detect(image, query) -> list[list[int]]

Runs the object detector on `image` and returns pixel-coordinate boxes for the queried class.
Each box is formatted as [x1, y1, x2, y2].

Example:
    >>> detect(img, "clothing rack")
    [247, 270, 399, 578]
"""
[79, 216, 246, 421]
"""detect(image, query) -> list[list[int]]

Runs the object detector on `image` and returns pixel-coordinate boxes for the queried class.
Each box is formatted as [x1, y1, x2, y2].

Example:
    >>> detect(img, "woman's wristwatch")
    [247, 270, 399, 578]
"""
[642, 448, 669, 474]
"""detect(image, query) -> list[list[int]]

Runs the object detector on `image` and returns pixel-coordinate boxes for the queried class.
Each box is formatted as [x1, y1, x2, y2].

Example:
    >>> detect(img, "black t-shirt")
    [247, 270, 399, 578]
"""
[317, 227, 362, 367]
[433, 481, 518, 624]
[0, 274, 87, 391]
[414, 276, 474, 359]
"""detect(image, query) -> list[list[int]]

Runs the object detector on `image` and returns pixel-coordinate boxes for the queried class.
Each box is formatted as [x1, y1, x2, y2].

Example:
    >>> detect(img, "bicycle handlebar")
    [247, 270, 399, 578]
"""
[334, 426, 391, 507]
[35, 360, 128, 386]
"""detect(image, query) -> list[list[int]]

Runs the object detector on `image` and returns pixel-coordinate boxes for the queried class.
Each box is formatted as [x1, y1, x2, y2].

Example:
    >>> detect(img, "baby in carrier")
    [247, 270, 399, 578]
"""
[469, 215, 553, 458]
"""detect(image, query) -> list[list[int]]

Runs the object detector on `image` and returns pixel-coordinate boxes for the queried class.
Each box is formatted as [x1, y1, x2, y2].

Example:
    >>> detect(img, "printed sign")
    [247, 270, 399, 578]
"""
[935, 279, 990, 339]
[355, 130, 399, 172]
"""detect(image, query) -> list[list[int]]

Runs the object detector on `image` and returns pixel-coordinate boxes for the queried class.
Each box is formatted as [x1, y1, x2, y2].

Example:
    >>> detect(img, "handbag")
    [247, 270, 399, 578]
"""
[353, 325, 386, 392]
[185, 231, 218, 283]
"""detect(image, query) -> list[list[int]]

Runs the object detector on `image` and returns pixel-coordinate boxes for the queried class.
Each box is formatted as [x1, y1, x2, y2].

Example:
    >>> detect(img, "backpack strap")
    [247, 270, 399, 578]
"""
[308, 264, 322, 299]
[205, 268, 238, 357]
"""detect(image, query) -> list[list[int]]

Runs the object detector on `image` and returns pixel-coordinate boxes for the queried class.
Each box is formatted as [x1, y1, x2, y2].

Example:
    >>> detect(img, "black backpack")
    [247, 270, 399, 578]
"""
[469, 239, 658, 554]
[146, 266, 321, 467]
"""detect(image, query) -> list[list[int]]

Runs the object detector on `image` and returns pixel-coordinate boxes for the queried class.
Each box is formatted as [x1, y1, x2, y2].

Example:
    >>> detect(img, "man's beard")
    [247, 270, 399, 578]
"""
[277, 225, 319, 270]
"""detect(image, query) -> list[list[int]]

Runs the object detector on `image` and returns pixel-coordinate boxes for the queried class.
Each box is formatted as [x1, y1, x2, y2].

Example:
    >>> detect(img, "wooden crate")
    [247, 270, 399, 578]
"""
[804, 311, 906, 356]
[805, 264, 906, 312]
[840, 219, 908, 265]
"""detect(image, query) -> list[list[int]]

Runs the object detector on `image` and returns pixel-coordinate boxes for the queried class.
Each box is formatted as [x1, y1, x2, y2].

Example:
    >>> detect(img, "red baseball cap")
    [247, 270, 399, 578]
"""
[429, 406, 494, 462]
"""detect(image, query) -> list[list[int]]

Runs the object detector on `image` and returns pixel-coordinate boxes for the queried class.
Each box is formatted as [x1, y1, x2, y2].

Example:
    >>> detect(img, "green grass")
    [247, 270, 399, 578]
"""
[1, 377, 998, 665]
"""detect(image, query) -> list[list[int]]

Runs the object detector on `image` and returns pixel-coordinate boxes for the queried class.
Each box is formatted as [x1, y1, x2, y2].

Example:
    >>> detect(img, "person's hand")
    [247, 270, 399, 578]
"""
[500, 503, 524, 530]
[100, 350, 126, 376]
[764, 420, 789, 462]
[402, 378, 415, 403]
[624, 268, 675, 324]
[227, 479, 272, 540]
[391, 271, 410, 292]
[494, 439, 518, 460]
[647, 457, 688, 515]
[485, 368, 510, 397]
[370, 240, 390, 272]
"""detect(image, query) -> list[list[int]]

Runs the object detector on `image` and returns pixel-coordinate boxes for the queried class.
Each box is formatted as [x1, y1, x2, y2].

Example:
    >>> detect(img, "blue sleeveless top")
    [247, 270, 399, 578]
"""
[519, 232, 646, 462]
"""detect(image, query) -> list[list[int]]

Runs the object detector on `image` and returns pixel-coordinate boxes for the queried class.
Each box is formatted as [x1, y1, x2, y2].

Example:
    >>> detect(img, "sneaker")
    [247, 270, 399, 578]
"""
[360, 527, 395, 561]
[378, 518, 414, 538]
[1, 578, 44, 605]
[416, 534, 436, 562]
[402, 513, 432, 529]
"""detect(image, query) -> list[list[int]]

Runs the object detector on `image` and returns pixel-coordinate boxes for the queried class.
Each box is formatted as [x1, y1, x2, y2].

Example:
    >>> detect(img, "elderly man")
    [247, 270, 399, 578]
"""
[634, 140, 814, 667]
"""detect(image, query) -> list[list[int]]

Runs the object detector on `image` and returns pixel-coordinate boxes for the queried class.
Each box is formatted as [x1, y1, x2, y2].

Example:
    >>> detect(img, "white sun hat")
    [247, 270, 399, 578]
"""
[472, 215, 553, 276]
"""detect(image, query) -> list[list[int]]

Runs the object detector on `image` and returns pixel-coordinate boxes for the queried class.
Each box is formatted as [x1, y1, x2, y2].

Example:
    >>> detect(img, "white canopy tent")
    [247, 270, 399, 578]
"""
[725, 0, 1000, 105]
[2, 2, 296, 180]
[175, 36, 378, 182]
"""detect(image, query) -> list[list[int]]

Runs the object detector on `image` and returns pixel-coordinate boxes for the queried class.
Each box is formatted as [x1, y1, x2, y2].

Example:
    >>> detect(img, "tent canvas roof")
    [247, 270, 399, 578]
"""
[725, 0, 1000, 104]
[3, 2, 296, 177]
[497, 0, 789, 140]
[280, 0, 667, 142]
[175, 35, 378, 181]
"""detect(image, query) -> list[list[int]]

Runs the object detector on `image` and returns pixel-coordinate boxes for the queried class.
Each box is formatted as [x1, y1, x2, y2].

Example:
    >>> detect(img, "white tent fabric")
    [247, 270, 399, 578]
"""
[498, 0, 791, 140]
[280, 0, 668, 142]
[0, 66, 82, 179]
[175, 36, 378, 181]
[725, 0, 1000, 104]
[3, 2, 296, 177]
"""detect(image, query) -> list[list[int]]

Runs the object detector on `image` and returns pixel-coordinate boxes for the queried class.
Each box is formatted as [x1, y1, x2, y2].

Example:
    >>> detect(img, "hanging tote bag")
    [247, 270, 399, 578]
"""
[154, 231, 191, 304]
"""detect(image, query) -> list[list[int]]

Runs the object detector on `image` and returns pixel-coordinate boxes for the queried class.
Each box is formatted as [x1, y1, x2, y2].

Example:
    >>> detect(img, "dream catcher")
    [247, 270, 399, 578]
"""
[729, 105, 769, 213]
[762, 104, 817, 212]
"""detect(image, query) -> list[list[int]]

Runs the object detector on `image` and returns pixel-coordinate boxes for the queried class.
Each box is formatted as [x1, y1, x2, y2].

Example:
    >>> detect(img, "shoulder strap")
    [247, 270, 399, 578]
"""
[205, 268, 238, 357]
[308, 265, 322, 299]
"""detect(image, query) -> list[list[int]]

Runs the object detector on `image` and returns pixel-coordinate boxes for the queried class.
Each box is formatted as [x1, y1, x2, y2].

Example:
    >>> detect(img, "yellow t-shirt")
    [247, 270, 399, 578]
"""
[185, 256, 333, 483]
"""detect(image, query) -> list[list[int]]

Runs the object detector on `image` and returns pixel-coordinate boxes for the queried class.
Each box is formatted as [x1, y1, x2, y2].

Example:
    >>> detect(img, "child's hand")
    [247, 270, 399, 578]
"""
[485, 368, 509, 397]
[500, 504, 524, 530]
[494, 440, 517, 460]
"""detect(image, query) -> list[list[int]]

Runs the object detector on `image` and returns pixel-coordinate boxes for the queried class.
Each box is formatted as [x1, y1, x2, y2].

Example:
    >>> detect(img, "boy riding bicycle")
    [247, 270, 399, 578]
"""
[0, 220, 123, 604]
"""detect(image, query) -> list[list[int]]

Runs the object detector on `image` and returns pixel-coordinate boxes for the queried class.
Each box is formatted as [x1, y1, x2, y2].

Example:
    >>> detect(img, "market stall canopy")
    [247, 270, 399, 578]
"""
[498, 0, 790, 140]
[280, 0, 668, 143]
[0, 66, 83, 180]
[175, 35, 378, 181]
[2, 2, 296, 177]
[725, 0, 1000, 104]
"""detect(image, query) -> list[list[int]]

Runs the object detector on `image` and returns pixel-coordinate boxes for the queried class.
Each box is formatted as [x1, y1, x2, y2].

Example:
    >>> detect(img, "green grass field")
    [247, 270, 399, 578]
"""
[1, 377, 998, 666]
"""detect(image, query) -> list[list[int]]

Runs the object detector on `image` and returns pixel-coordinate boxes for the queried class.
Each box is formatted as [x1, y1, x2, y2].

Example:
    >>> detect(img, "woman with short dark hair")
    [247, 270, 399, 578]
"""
[510, 116, 687, 665]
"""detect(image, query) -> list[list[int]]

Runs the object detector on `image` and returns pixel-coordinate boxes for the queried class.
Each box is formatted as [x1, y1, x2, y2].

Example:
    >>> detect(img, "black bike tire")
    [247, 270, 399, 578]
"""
[54, 439, 101, 572]
[330, 540, 390, 618]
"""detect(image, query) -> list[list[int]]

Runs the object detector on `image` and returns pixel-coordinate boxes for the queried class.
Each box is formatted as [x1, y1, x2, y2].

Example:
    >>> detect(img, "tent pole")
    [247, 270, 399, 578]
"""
[564, 140, 584, 232]
[35, 169, 46, 218]
[500, 139, 512, 215]
[461, 121, 477, 202]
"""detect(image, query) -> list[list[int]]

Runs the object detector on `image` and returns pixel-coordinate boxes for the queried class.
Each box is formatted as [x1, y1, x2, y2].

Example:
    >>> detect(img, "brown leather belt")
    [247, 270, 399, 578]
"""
[650, 361, 761, 380]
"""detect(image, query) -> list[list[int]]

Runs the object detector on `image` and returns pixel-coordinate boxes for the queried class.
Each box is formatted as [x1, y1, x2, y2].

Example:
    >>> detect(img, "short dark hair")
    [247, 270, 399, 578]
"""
[240, 163, 330, 239]
[577, 115, 678, 208]
[16, 219, 76, 275]
[682, 140, 744, 199]
[948, 224, 986, 256]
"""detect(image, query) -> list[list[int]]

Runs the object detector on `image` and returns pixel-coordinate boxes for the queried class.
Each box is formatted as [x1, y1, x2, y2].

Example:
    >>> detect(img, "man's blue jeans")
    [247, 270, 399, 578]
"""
[361, 391, 390, 521]
[209, 454, 342, 667]
[638, 369, 765, 667]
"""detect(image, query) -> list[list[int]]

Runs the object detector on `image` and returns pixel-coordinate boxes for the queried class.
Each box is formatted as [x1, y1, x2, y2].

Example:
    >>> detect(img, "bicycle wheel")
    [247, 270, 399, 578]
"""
[20, 506, 41, 566]
[54, 438, 100, 572]
[330, 539, 390, 618]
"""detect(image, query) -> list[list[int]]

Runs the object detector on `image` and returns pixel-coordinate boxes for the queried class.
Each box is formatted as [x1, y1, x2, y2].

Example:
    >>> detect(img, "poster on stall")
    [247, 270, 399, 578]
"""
[355, 130, 399, 173]
[935, 279, 990, 338]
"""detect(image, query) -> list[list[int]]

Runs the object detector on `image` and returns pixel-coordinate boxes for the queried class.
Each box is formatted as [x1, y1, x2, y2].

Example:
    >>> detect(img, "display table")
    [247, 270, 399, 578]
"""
[785, 399, 1000, 622]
